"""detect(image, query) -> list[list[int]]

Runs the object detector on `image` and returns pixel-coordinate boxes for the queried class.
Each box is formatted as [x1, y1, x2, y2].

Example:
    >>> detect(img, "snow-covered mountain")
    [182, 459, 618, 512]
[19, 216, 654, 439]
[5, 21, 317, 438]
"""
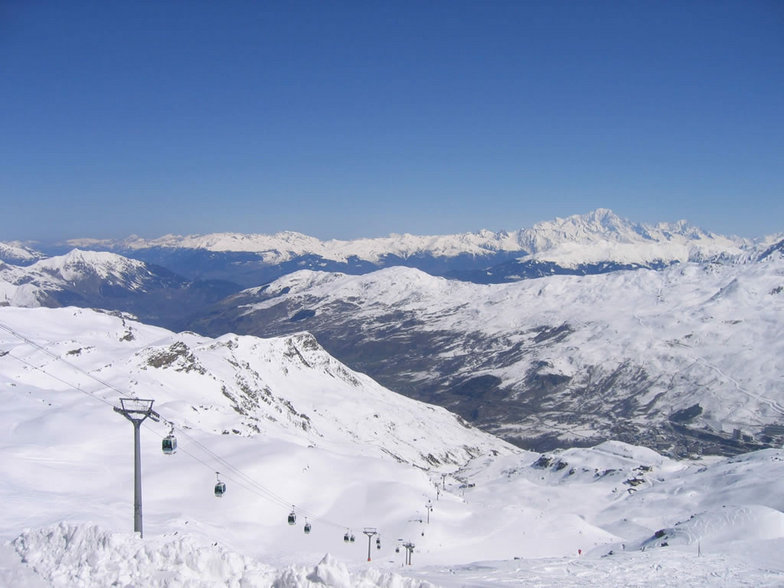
[0, 241, 45, 266]
[2, 305, 784, 586]
[66, 209, 751, 265]
[191, 247, 784, 457]
[453, 209, 754, 283]
[517, 208, 747, 266]
[0, 249, 181, 306]
[0, 306, 511, 469]
[0, 249, 240, 328]
[56, 210, 758, 286]
[66, 228, 526, 264]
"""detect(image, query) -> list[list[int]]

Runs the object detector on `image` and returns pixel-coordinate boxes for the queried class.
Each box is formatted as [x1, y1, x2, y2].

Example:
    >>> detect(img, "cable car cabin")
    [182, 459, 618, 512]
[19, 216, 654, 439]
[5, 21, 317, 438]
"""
[288, 511, 297, 525]
[162, 434, 177, 455]
[350, 534, 355, 543]
[304, 521, 312, 534]
[214, 481, 226, 497]
[376, 537, 381, 550]
[344, 532, 350, 543]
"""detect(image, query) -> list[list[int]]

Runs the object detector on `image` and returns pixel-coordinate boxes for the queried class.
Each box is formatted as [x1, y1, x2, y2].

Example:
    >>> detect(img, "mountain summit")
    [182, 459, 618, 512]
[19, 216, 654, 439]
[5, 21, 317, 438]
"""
[515, 208, 745, 268]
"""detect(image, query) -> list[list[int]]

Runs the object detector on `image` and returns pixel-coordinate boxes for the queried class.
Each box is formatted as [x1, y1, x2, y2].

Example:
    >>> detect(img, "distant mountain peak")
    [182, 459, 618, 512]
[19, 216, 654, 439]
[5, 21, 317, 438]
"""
[35, 249, 149, 281]
[0, 241, 45, 265]
[517, 209, 744, 267]
[0, 248, 188, 310]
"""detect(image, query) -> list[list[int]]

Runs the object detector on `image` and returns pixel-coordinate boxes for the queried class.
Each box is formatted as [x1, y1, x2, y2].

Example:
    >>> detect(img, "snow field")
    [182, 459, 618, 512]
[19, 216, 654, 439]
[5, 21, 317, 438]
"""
[2, 306, 784, 585]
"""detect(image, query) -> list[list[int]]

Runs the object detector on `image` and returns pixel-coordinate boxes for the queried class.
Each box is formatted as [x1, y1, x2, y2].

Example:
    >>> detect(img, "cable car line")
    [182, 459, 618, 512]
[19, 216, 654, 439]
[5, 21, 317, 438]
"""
[0, 321, 141, 405]
[3, 328, 339, 526]
[3, 334, 349, 528]
[167, 422, 349, 528]
[0, 320, 364, 535]
[0, 318, 297, 510]
[1, 348, 118, 410]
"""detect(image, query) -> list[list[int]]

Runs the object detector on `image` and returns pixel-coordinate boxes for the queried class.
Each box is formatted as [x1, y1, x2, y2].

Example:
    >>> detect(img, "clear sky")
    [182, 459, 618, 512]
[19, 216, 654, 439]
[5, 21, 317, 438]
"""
[1, 1, 782, 242]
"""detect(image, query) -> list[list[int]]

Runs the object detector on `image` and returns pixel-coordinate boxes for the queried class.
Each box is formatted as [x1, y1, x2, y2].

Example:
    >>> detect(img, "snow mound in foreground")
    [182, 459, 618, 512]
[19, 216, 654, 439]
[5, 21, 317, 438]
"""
[12, 522, 273, 586]
[10, 523, 432, 588]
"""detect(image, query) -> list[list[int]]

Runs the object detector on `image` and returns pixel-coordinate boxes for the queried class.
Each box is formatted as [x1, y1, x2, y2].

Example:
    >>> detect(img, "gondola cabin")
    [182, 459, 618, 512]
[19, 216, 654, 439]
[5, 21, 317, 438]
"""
[288, 511, 297, 525]
[344, 532, 350, 543]
[162, 434, 177, 455]
[304, 520, 311, 534]
[214, 472, 226, 497]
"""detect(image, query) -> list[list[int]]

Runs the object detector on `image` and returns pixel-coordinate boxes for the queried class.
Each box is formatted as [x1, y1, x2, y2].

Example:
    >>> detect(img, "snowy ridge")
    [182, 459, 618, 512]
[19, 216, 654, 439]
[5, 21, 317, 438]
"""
[0, 307, 511, 469]
[0, 241, 44, 265]
[69, 229, 526, 264]
[0, 249, 176, 307]
[516, 208, 748, 267]
[241, 265, 474, 306]
[63, 209, 756, 268]
[33, 249, 153, 284]
[211, 251, 784, 453]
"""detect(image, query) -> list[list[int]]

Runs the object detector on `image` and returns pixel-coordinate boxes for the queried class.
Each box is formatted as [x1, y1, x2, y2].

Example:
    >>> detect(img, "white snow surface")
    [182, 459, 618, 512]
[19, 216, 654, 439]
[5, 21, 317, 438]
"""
[1, 308, 784, 585]
[69, 229, 525, 264]
[0, 249, 163, 306]
[239, 250, 784, 441]
[0, 241, 44, 264]
[30, 249, 150, 282]
[516, 208, 747, 267]
[64, 209, 754, 266]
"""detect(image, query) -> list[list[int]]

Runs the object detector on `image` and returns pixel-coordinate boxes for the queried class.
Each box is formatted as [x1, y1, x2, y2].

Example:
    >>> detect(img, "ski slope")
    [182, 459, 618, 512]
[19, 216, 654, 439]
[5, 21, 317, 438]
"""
[1, 307, 783, 586]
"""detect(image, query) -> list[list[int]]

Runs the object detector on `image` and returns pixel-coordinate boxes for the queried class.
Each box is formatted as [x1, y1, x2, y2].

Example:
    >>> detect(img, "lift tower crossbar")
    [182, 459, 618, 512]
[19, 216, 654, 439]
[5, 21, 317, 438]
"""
[114, 398, 159, 538]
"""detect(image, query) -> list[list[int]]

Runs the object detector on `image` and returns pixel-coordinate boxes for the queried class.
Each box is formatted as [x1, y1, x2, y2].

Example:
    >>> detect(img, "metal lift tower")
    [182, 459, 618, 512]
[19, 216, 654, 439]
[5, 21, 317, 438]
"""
[114, 398, 159, 538]
[363, 528, 378, 562]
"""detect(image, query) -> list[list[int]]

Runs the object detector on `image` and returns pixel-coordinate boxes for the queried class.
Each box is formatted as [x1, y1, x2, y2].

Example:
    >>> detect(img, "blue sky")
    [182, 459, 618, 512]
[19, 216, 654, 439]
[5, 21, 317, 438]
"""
[1, 1, 782, 241]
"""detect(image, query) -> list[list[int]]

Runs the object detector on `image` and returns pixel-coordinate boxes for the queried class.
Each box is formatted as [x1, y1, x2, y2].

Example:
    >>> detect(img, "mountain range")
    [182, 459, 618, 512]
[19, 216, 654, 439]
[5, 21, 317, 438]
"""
[31, 208, 764, 286]
[0, 249, 240, 329]
[2, 209, 782, 457]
